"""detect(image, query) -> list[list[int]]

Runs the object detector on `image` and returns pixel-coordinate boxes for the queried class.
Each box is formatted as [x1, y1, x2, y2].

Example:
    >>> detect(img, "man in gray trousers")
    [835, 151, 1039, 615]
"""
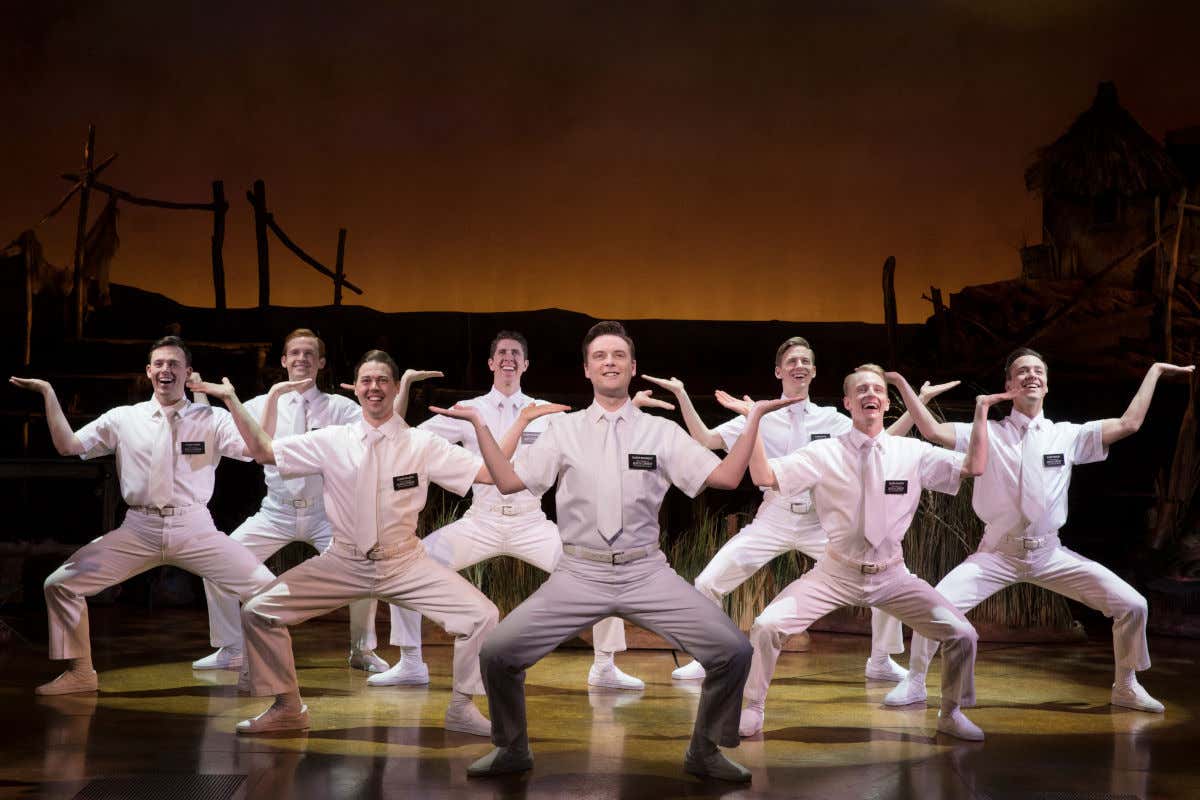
[433, 320, 798, 782]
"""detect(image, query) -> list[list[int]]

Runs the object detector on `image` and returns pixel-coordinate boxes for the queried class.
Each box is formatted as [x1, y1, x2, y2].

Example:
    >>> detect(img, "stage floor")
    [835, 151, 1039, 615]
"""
[0, 607, 1197, 799]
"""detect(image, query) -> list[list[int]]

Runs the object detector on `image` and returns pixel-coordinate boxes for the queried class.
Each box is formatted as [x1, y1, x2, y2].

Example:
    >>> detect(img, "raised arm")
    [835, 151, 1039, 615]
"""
[961, 388, 1017, 476]
[192, 378, 276, 464]
[429, 402, 567, 492]
[1100, 363, 1195, 447]
[9, 378, 85, 456]
[186, 372, 211, 407]
[641, 375, 724, 449]
[705, 394, 801, 489]
[886, 379, 960, 437]
[257, 378, 315, 437]
[884, 372, 957, 448]
[713, 390, 780, 489]
[392, 369, 444, 420]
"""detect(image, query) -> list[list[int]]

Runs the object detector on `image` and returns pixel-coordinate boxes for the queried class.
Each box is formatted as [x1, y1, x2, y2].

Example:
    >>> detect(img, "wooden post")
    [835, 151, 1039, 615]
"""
[210, 180, 227, 311]
[251, 179, 270, 308]
[882, 256, 898, 366]
[334, 228, 347, 306]
[70, 124, 96, 338]
[1165, 189, 1189, 361]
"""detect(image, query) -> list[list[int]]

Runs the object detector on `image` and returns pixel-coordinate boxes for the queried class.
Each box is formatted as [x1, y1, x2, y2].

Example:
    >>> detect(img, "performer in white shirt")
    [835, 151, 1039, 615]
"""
[442, 321, 799, 782]
[376, 330, 642, 691]
[191, 329, 386, 674]
[195, 351, 559, 737]
[885, 349, 1193, 714]
[644, 337, 957, 682]
[11, 336, 276, 695]
[738, 365, 1007, 741]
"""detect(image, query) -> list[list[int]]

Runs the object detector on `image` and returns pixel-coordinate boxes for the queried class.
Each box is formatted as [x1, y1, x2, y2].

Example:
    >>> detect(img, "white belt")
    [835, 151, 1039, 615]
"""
[824, 549, 905, 575]
[268, 490, 323, 509]
[331, 539, 410, 561]
[128, 504, 201, 517]
[563, 542, 659, 565]
[482, 501, 541, 517]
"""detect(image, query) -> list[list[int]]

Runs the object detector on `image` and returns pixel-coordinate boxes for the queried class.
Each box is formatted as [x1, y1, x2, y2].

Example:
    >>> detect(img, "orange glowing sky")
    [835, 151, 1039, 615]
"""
[4, 2, 1199, 323]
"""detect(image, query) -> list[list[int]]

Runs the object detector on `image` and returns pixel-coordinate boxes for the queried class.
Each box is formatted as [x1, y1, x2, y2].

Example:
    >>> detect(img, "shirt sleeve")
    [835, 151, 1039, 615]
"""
[417, 413, 469, 444]
[951, 421, 974, 454]
[712, 414, 747, 453]
[514, 418, 563, 496]
[769, 447, 823, 497]
[212, 408, 252, 461]
[664, 422, 722, 498]
[1071, 420, 1109, 465]
[273, 430, 332, 479]
[75, 408, 120, 460]
[423, 434, 484, 497]
[242, 394, 266, 423]
[330, 395, 362, 426]
[827, 411, 853, 436]
[918, 441, 965, 496]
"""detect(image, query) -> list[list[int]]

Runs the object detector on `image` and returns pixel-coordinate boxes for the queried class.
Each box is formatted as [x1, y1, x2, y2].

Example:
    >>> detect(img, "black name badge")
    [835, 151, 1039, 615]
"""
[884, 480, 908, 495]
[809, 433, 831, 441]
[520, 431, 540, 444]
[1043, 453, 1065, 467]
[392, 473, 419, 490]
[180, 441, 205, 455]
[628, 454, 657, 470]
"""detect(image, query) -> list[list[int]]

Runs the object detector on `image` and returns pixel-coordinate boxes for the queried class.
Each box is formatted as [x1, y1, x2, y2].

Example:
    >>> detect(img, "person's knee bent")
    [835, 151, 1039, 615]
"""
[1115, 590, 1149, 624]
[749, 614, 789, 652]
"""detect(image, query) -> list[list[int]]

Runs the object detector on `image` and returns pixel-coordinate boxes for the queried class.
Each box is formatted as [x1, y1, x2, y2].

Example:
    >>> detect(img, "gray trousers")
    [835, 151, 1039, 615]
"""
[480, 551, 752, 753]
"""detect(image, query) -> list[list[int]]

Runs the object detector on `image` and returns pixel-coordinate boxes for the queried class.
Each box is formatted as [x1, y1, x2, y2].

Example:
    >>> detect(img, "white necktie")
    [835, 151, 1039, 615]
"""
[861, 438, 887, 547]
[148, 407, 176, 509]
[353, 428, 384, 552]
[596, 413, 623, 543]
[1019, 421, 1046, 532]
[788, 403, 807, 452]
[282, 395, 309, 496]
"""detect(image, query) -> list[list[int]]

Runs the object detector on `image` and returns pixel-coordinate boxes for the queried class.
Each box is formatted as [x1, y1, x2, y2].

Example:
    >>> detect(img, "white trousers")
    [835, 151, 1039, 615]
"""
[908, 542, 1151, 676]
[745, 558, 977, 707]
[389, 507, 627, 653]
[241, 542, 498, 696]
[44, 508, 275, 661]
[202, 499, 379, 651]
[694, 499, 905, 654]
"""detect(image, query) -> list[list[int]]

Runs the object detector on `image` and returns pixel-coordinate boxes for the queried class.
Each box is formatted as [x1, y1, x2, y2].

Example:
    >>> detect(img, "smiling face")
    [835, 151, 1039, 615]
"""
[583, 334, 636, 399]
[281, 335, 325, 383]
[775, 345, 816, 399]
[843, 369, 890, 432]
[488, 338, 528, 393]
[145, 345, 191, 406]
[1005, 354, 1049, 414]
[354, 360, 399, 424]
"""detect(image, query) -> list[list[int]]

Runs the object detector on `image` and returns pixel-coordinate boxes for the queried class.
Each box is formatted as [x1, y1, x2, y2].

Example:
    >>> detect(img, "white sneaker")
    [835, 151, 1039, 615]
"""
[936, 707, 984, 741]
[865, 656, 908, 682]
[444, 701, 492, 736]
[467, 746, 533, 776]
[738, 705, 764, 737]
[348, 649, 389, 673]
[883, 675, 928, 706]
[236, 703, 310, 735]
[367, 658, 430, 687]
[1111, 679, 1165, 713]
[191, 647, 243, 671]
[35, 668, 98, 696]
[588, 662, 644, 691]
[671, 660, 706, 681]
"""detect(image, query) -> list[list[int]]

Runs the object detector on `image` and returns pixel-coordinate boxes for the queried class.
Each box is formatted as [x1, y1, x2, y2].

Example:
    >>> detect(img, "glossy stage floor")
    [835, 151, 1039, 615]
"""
[1, 607, 1197, 800]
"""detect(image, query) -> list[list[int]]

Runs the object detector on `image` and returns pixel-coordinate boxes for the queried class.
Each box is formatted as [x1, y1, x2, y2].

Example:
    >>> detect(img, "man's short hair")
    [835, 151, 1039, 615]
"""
[354, 349, 399, 381]
[283, 328, 326, 359]
[843, 363, 886, 395]
[149, 335, 192, 367]
[775, 336, 814, 367]
[489, 330, 529, 360]
[1004, 347, 1047, 381]
[581, 321, 635, 361]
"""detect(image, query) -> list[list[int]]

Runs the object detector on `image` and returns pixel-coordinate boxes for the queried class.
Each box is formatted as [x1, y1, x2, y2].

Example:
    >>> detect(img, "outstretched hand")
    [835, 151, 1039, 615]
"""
[918, 379, 960, 403]
[633, 389, 675, 410]
[713, 389, 752, 416]
[1155, 363, 1196, 378]
[190, 377, 238, 401]
[270, 378, 316, 396]
[429, 403, 482, 424]
[9, 377, 50, 395]
[976, 386, 1021, 409]
[641, 374, 685, 395]
[402, 369, 444, 385]
[518, 401, 571, 422]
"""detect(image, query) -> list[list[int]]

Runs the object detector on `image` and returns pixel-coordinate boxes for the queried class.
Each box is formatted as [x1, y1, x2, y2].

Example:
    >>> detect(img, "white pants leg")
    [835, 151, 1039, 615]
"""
[243, 547, 497, 696]
[45, 509, 274, 661]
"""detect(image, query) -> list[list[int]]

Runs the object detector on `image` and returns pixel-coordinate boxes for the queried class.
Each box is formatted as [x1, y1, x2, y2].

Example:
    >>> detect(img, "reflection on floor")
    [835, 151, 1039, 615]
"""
[0, 607, 1196, 799]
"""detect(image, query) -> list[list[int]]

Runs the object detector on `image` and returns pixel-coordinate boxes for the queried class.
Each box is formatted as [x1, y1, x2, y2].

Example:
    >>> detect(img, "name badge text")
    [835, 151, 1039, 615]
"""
[1043, 454, 1065, 467]
[392, 474, 419, 490]
[884, 480, 908, 495]
[628, 454, 657, 470]
[181, 441, 205, 455]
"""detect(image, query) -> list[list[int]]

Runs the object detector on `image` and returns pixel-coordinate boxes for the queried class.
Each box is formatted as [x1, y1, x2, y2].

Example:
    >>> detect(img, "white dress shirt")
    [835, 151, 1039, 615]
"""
[243, 386, 361, 499]
[515, 400, 721, 551]
[769, 428, 964, 564]
[75, 399, 250, 507]
[952, 408, 1107, 547]
[273, 415, 482, 555]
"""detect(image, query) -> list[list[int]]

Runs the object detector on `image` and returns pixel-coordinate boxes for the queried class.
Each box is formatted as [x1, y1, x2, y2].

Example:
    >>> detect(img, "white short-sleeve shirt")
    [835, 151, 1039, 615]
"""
[769, 428, 964, 563]
[273, 415, 483, 553]
[417, 386, 555, 508]
[243, 386, 361, 499]
[75, 398, 250, 507]
[514, 399, 721, 551]
[952, 408, 1108, 547]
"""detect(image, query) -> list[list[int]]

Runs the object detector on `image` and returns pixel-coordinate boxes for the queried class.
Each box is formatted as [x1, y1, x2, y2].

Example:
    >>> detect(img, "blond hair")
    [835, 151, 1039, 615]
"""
[843, 363, 885, 395]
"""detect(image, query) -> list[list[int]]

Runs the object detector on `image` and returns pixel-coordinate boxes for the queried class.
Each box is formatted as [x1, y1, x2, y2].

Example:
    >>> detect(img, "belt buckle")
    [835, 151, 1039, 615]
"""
[159, 506, 176, 517]
[789, 501, 811, 514]
[1021, 537, 1042, 551]
[365, 546, 385, 561]
[860, 562, 880, 574]
[500, 505, 516, 516]
[291, 498, 308, 509]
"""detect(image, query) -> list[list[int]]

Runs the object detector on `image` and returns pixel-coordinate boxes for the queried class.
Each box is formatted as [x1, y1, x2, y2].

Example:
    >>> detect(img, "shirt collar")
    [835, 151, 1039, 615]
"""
[846, 426, 888, 450]
[150, 398, 189, 418]
[784, 395, 810, 415]
[486, 385, 527, 411]
[586, 398, 635, 424]
[357, 414, 405, 442]
[1007, 407, 1047, 431]
[295, 384, 321, 404]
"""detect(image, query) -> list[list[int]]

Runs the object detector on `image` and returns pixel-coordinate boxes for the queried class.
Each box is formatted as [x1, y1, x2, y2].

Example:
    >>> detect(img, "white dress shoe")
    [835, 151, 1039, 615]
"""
[865, 656, 908, 682]
[588, 662, 644, 691]
[1111, 679, 1165, 713]
[367, 658, 430, 687]
[883, 675, 928, 706]
[671, 660, 706, 681]
[738, 705, 764, 737]
[35, 669, 98, 696]
[467, 746, 533, 777]
[191, 647, 243, 671]
[348, 649, 389, 673]
[936, 707, 984, 741]
[444, 701, 492, 736]
[683, 747, 752, 782]
[236, 703, 310, 735]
